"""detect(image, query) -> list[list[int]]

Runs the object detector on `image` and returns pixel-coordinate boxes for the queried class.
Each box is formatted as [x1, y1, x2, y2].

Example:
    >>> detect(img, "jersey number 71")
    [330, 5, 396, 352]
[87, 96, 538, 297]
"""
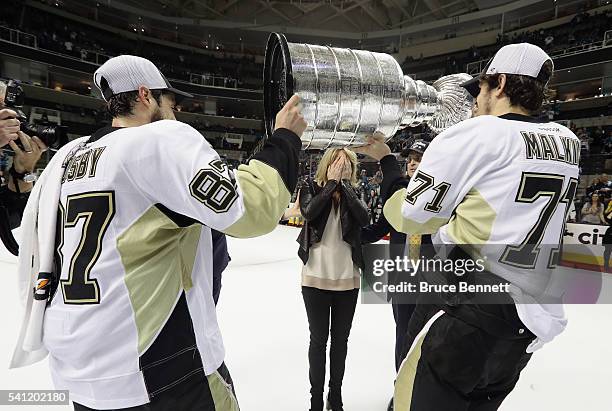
[499, 172, 577, 269]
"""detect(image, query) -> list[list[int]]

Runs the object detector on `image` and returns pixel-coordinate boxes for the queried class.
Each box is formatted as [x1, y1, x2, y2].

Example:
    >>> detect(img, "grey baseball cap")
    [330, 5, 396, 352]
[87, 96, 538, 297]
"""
[94, 55, 193, 102]
[461, 43, 553, 98]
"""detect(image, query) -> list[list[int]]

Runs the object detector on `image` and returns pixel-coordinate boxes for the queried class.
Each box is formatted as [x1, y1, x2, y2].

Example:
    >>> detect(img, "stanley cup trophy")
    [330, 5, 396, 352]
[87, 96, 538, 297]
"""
[264, 33, 474, 149]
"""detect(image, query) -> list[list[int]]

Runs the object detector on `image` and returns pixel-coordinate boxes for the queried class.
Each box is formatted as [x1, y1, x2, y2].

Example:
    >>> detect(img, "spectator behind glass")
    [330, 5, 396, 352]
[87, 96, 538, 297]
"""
[604, 131, 612, 154]
[600, 174, 612, 192]
[581, 193, 605, 224]
[578, 128, 590, 153]
[374, 168, 383, 185]
[360, 169, 368, 185]
[599, 176, 612, 208]
[603, 201, 612, 271]
[367, 188, 379, 223]
[586, 177, 601, 198]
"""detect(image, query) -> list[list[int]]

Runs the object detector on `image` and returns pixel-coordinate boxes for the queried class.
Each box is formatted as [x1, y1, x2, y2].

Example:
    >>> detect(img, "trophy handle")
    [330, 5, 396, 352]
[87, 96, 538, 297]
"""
[264, 33, 295, 142]
[428, 73, 474, 135]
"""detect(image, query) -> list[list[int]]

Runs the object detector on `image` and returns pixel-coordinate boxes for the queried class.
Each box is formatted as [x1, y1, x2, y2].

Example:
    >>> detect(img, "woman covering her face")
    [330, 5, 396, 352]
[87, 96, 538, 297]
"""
[297, 147, 369, 411]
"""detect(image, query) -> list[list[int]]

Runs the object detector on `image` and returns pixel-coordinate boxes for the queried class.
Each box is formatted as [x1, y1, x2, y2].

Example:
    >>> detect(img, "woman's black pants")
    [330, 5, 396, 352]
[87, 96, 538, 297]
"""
[302, 286, 359, 411]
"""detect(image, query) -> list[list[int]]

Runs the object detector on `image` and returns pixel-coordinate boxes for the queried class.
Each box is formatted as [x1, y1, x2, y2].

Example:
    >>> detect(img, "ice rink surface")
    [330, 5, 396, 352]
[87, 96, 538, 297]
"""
[1, 225, 610, 410]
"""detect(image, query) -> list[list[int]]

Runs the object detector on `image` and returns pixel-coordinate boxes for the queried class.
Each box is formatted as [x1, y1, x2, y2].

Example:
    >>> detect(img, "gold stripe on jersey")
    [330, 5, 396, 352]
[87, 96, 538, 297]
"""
[118, 206, 201, 354]
[393, 327, 424, 410]
[394, 311, 445, 410]
[223, 159, 291, 238]
[116, 157, 290, 351]
[446, 188, 497, 245]
[208, 371, 240, 411]
[383, 189, 448, 235]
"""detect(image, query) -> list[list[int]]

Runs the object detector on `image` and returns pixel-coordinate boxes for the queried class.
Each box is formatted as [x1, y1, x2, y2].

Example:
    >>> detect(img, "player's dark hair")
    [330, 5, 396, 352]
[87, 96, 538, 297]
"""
[106, 91, 139, 117]
[481, 61, 554, 113]
[106, 90, 163, 118]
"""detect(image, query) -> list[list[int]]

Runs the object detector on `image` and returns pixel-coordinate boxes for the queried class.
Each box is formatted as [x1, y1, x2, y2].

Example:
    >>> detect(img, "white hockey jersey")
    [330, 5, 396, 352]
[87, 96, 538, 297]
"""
[385, 113, 580, 349]
[12, 120, 301, 409]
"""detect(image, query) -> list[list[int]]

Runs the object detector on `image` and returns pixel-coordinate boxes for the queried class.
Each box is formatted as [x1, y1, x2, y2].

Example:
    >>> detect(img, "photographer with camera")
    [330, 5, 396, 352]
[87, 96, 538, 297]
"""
[0, 110, 19, 148]
[0, 80, 47, 254]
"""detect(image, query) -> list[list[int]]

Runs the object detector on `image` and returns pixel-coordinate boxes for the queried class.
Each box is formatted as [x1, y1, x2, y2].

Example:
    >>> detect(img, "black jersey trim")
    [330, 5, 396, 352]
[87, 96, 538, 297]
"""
[498, 113, 542, 123]
[86, 126, 124, 144]
[140, 292, 204, 399]
[250, 128, 301, 194]
[155, 204, 200, 228]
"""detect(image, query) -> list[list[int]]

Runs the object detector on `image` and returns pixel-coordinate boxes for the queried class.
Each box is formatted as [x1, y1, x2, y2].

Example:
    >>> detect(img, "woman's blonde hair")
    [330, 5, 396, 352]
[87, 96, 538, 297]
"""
[314, 147, 359, 187]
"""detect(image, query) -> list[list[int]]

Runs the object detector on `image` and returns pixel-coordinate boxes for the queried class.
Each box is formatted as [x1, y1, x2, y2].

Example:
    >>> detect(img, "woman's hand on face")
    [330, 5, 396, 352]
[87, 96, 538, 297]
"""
[341, 157, 352, 180]
[327, 156, 344, 182]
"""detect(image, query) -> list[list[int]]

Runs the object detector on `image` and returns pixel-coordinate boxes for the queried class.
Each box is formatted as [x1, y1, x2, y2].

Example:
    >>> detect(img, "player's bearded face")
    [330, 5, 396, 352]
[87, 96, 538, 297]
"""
[158, 94, 177, 121]
[149, 94, 176, 122]
[473, 81, 492, 117]
[150, 105, 163, 123]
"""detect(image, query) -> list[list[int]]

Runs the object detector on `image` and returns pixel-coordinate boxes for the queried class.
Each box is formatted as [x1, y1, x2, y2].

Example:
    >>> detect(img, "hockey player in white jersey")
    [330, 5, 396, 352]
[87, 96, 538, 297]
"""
[355, 43, 579, 410]
[11, 55, 307, 411]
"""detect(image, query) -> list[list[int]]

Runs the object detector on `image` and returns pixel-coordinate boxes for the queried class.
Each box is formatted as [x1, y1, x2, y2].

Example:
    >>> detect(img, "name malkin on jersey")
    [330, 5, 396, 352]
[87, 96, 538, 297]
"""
[521, 131, 580, 165]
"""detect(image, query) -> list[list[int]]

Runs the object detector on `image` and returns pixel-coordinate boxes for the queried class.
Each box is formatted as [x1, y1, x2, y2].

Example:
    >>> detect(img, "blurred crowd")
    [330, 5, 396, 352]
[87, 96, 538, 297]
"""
[402, 6, 612, 79]
[358, 168, 384, 224]
[575, 125, 612, 156]
[576, 174, 612, 225]
[0, 0, 262, 89]
[2, 0, 610, 230]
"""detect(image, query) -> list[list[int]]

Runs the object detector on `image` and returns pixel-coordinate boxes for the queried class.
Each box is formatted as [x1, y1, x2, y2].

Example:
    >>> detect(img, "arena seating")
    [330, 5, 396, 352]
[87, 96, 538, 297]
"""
[401, 7, 611, 81]
[0, 0, 609, 207]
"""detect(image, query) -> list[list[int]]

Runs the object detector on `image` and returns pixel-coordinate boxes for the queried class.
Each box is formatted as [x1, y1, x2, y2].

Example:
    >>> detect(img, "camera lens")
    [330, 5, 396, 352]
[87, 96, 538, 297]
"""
[4, 81, 69, 151]
[19, 123, 68, 150]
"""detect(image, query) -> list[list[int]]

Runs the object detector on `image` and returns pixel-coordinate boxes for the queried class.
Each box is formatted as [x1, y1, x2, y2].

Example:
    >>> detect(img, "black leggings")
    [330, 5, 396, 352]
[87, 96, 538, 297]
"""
[302, 286, 359, 411]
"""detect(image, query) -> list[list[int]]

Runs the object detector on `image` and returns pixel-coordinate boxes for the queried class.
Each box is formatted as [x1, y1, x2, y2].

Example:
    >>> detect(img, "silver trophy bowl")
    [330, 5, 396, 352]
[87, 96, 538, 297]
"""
[264, 33, 474, 149]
